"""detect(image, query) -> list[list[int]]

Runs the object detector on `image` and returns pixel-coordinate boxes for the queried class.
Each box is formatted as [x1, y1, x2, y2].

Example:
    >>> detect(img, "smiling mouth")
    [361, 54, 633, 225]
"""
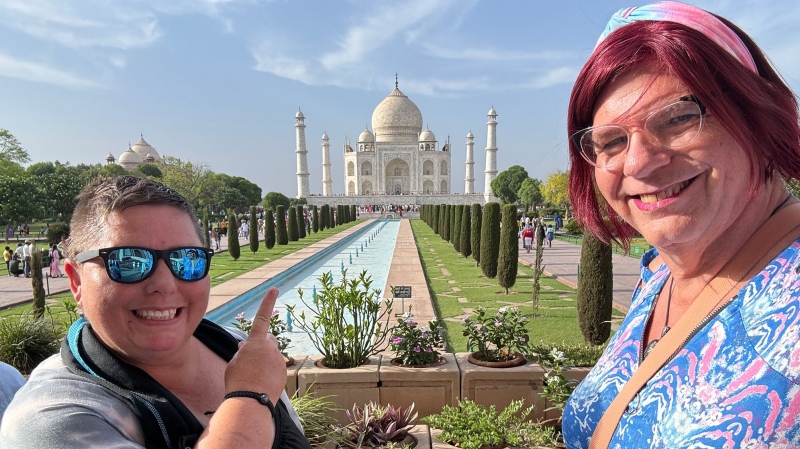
[637, 177, 696, 204]
[134, 309, 179, 320]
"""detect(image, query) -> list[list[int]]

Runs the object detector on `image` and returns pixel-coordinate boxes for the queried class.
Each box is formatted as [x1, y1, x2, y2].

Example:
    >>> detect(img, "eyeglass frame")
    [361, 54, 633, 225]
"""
[571, 94, 707, 169]
[74, 246, 214, 284]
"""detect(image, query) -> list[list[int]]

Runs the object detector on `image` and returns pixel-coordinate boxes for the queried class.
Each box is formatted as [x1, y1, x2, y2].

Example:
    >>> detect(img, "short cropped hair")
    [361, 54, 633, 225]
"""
[568, 19, 800, 250]
[66, 176, 203, 258]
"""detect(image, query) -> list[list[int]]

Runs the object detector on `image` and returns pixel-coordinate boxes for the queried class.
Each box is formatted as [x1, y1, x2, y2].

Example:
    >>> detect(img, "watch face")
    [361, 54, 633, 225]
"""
[259, 394, 269, 405]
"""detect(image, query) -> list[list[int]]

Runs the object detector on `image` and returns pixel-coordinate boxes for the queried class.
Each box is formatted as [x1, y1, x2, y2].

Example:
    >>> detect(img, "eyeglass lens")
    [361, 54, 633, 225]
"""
[580, 99, 703, 167]
[106, 247, 208, 283]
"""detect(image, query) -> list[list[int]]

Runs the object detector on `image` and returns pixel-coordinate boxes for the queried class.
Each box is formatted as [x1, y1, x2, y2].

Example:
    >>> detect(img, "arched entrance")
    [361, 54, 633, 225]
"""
[384, 158, 410, 194]
[361, 181, 372, 194]
[348, 181, 356, 195]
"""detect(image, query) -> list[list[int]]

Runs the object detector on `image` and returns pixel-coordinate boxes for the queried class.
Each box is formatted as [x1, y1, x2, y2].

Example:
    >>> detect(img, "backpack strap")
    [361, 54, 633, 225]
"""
[590, 202, 800, 448]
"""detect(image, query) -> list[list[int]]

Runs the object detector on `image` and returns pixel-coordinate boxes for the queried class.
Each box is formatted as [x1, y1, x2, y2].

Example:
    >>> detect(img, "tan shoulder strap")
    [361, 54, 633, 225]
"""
[590, 202, 800, 448]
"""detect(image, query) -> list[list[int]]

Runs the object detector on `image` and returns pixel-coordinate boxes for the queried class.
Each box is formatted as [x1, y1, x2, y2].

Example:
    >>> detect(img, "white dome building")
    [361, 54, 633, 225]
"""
[131, 134, 161, 161]
[118, 146, 143, 171]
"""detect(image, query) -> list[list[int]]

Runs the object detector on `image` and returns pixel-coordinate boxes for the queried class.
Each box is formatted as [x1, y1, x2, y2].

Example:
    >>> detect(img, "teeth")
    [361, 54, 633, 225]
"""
[639, 180, 691, 204]
[135, 309, 177, 320]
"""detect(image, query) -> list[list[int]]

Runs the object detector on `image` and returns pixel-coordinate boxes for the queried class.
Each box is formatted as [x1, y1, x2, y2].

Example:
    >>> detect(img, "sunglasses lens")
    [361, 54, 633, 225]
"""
[106, 248, 155, 283]
[169, 248, 208, 281]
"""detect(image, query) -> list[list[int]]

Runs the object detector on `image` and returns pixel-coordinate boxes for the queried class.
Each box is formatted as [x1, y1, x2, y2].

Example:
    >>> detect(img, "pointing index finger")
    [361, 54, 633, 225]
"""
[247, 287, 279, 339]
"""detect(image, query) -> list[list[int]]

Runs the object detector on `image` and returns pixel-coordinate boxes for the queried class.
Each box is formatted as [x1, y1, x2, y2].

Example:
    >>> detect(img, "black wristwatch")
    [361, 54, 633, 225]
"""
[224, 391, 276, 417]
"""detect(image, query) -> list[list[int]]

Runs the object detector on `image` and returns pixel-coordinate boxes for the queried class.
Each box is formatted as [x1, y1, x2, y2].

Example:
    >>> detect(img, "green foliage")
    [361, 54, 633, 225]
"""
[264, 191, 291, 212]
[432, 204, 440, 234]
[531, 348, 578, 413]
[577, 232, 613, 346]
[438, 204, 446, 237]
[249, 206, 259, 254]
[517, 177, 543, 211]
[543, 170, 570, 214]
[312, 205, 319, 233]
[203, 207, 211, 248]
[41, 172, 84, 221]
[320, 205, 328, 231]
[459, 205, 471, 258]
[452, 205, 462, 253]
[227, 210, 240, 260]
[0, 175, 46, 224]
[156, 156, 218, 208]
[289, 388, 346, 447]
[276, 205, 289, 245]
[564, 219, 582, 235]
[232, 311, 290, 355]
[26, 162, 56, 177]
[46, 222, 70, 245]
[265, 209, 276, 249]
[290, 197, 308, 207]
[497, 204, 519, 294]
[449, 204, 455, 243]
[296, 206, 306, 239]
[422, 399, 538, 449]
[470, 204, 482, 266]
[389, 312, 445, 366]
[490, 165, 529, 205]
[216, 173, 262, 207]
[350, 205, 357, 222]
[479, 202, 501, 278]
[213, 186, 250, 214]
[0, 313, 61, 374]
[344, 402, 418, 447]
[461, 306, 530, 361]
[0, 129, 30, 164]
[135, 164, 163, 178]
[288, 206, 299, 241]
[288, 270, 393, 369]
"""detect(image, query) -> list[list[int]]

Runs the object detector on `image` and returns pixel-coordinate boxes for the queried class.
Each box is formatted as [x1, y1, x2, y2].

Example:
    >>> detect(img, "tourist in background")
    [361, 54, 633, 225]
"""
[3, 246, 11, 275]
[545, 225, 554, 247]
[562, 2, 800, 447]
[49, 243, 62, 278]
[8, 255, 22, 277]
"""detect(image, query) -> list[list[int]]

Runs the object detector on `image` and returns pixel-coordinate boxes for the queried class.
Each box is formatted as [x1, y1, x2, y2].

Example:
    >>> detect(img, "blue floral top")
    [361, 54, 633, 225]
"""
[563, 239, 800, 448]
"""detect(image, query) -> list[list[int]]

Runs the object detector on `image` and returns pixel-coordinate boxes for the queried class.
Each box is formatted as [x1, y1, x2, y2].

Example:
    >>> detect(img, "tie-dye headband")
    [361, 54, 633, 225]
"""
[596, 1, 757, 73]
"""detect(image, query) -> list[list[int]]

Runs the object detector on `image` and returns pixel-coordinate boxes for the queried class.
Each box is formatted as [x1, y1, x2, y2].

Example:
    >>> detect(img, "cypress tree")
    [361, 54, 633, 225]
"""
[296, 206, 306, 239]
[329, 205, 335, 229]
[497, 204, 519, 294]
[460, 204, 471, 258]
[351, 205, 357, 222]
[480, 202, 501, 278]
[433, 204, 440, 235]
[249, 206, 259, 254]
[265, 209, 276, 249]
[577, 232, 613, 345]
[449, 204, 456, 243]
[452, 205, 462, 253]
[320, 205, 328, 231]
[437, 205, 445, 236]
[471, 203, 482, 266]
[276, 205, 288, 245]
[442, 205, 451, 241]
[227, 209, 240, 260]
[312, 205, 320, 233]
[31, 249, 45, 318]
[203, 206, 211, 248]
[288, 206, 299, 241]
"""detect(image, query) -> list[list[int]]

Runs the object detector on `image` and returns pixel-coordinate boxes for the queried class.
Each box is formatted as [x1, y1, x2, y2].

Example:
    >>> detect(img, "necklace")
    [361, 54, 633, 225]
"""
[643, 276, 673, 360]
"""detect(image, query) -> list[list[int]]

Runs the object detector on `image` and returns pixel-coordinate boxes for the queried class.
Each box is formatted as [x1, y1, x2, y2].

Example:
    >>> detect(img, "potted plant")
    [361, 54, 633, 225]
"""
[341, 402, 419, 448]
[422, 399, 557, 449]
[461, 306, 530, 367]
[389, 309, 445, 367]
[233, 309, 294, 365]
[290, 387, 349, 448]
[288, 269, 393, 369]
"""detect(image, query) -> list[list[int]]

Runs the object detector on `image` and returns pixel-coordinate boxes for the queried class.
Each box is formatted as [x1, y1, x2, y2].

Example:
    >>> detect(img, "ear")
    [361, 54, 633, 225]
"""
[64, 259, 83, 305]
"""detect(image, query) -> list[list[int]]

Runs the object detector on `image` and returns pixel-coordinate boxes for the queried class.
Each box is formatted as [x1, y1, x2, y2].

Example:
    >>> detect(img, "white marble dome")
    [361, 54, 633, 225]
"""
[131, 135, 160, 160]
[467, 131, 474, 138]
[419, 127, 436, 142]
[119, 147, 143, 171]
[358, 128, 375, 143]
[488, 107, 497, 116]
[371, 86, 423, 143]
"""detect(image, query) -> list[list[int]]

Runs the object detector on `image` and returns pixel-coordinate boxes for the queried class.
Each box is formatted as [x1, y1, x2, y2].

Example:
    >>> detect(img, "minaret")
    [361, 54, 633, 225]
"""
[465, 130, 475, 194]
[321, 132, 332, 196]
[484, 107, 498, 202]
[295, 109, 310, 199]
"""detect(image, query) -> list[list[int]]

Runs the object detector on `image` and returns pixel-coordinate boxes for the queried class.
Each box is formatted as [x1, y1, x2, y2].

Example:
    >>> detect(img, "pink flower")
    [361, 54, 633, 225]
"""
[495, 321, 503, 327]
[392, 337, 403, 344]
[413, 346, 421, 352]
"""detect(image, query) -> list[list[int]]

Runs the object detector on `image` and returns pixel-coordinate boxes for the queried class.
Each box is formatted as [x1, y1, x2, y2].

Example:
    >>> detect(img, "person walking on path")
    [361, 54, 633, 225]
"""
[49, 244, 62, 278]
[21, 241, 32, 278]
[521, 226, 534, 253]
[546, 225, 554, 247]
[3, 247, 11, 275]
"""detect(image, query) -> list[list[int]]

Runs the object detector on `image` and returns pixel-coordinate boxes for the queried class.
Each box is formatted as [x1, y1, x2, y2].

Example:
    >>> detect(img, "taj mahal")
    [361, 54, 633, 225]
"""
[299, 79, 499, 208]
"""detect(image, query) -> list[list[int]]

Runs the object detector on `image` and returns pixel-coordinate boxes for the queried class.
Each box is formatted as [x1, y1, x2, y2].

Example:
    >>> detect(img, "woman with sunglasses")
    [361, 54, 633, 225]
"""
[562, 2, 800, 448]
[0, 176, 310, 449]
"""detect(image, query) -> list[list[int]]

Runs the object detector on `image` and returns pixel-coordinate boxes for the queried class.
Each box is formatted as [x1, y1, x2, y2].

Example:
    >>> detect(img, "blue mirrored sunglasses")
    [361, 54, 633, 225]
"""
[74, 246, 214, 284]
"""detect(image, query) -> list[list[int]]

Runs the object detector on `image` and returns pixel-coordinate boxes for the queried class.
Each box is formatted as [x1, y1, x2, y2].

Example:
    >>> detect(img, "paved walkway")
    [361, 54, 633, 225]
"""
[517, 237, 641, 313]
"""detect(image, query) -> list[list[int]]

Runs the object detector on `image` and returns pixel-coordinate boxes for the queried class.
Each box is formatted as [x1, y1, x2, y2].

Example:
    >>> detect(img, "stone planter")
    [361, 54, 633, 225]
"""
[457, 352, 547, 421]
[542, 366, 592, 421]
[285, 355, 307, 398]
[297, 354, 382, 423]
[467, 351, 526, 368]
[379, 353, 460, 419]
[327, 425, 432, 449]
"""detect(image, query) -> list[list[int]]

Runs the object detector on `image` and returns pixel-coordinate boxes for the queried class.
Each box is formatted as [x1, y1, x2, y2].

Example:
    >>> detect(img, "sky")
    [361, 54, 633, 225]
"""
[2, 0, 799, 197]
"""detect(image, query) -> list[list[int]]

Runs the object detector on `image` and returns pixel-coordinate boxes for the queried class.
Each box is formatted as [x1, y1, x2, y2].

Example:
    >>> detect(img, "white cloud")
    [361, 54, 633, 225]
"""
[0, 52, 104, 89]
[421, 44, 574, 63]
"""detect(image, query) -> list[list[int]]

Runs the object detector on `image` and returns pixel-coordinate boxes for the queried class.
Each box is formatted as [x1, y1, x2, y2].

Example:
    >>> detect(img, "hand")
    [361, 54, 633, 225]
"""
[224, 287, 286, 404]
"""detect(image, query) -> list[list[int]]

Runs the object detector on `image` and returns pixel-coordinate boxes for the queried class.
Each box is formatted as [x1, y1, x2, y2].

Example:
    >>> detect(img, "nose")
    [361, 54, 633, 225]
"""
[144, 258, 178, 295]
[621, 129, 670, 178]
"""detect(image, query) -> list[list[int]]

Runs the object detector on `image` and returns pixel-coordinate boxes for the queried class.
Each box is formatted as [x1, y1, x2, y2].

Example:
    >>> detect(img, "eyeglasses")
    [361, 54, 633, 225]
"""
[572, 95, 707, 169]
[74, 246, 214, 284]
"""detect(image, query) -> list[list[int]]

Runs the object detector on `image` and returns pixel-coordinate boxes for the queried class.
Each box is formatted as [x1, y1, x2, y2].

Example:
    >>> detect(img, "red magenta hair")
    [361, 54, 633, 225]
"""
[568, 19, 800, 251]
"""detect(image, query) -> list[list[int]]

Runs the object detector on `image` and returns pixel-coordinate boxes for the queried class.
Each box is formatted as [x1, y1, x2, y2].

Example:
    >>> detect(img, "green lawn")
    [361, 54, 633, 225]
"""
[410, 220, 621, 358]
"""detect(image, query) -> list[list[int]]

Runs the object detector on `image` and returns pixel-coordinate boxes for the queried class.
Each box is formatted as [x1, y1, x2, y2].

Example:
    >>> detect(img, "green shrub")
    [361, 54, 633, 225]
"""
[288, 206, 299, 242]
[276, 205, 289, 245]
[249, 206, 259, 254]
[497, 204, 519, 294]
[432, 204, 440, 235]
[470, 204, 482, 266]
[460, 205, 471, 258]
[227, 210, 240, 260]
[46, 222, 70, 245]
[290, 387, 347, 447]
[312, 205, 319, 233]
[0, 313, 62, 374]
[577, 232, 613, 346]
[265, 209, 276, 249]
[452, 205, 462, 253]
[529, 341, 606, 367]
[564, 219, 582, 235]
[479, 202, 501, 279]
[296, 206, 306, 239]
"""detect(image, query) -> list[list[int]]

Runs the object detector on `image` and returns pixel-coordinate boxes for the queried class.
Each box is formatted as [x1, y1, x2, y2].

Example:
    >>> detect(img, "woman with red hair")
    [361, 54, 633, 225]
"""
[562, 2, 800, 447]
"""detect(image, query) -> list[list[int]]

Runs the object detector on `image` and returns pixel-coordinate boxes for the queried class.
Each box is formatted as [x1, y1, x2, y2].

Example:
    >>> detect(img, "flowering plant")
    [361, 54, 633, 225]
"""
[461, 306, 530, 362]
[389, 308, 445, 366]
[233, 310, 291, 355]
[533, 347, 577, 412]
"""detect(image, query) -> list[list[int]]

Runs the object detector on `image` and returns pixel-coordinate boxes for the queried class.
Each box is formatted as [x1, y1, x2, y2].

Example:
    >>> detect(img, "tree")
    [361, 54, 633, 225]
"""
[320, 205, 328, 231]
[41, 172, 83, 221]
[0, 129, 30, 164]
[227, 210, 240, 260]
[265, 209, 276, 249]
[471, 204, 482, 266]
[287, 206, 299, 241]
[26, 162, 56, 177]
[497, 204, 519, 294]
[543, 170, 571, 219]
[0, 175, 46, 225]
[350, 205, 357, 221]
[452, 205, 462, 253]
[264, 192, 291, 214]
[577, 232, 613, 346]
[296, 206, 306, 239]
[249, 206, 259, 254]
[490, 165, 529, 205]
[480, 202, 501, 279]
[312, 205, 319, 233]
[156, 156, 219, 208]
[135, 164, 163, 179]
[203, 207, 211, 248]
[438, 204, 446, 237]
[216, 174, 262, 207]
[460, 205, 472, 258]
[433, 204, 440, 234]
[31, 249, 45, 318]
[276, 205, 288, 245]
[99, 164, 129, 178]
[517, 178, 544, 212]
[289, 197, 308, 207]
[449, 204, 456, 243]
[442, 205, 451, 241]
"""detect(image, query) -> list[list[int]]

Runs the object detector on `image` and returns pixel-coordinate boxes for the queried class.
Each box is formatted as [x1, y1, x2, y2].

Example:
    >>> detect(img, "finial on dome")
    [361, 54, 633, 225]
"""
[395, 73, 398, 89]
